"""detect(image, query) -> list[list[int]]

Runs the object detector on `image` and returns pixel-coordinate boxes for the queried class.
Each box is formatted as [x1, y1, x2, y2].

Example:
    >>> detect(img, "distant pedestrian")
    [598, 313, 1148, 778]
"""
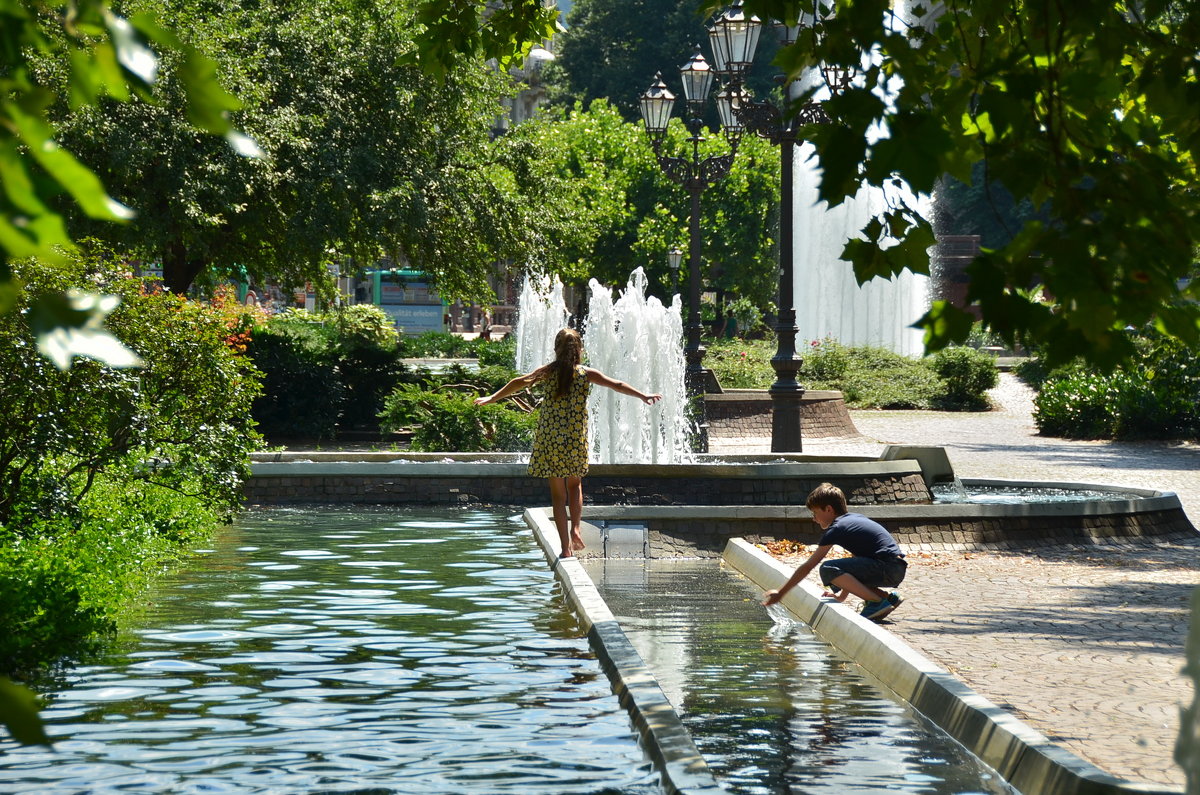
[762, 482, 907, 621]
[474, 328, 661, 558]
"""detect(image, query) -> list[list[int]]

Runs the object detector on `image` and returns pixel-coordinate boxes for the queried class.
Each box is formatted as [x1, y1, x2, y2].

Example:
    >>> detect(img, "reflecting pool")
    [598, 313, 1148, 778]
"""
[0, 508, 658, 795]
[589, 559, 1016, 795]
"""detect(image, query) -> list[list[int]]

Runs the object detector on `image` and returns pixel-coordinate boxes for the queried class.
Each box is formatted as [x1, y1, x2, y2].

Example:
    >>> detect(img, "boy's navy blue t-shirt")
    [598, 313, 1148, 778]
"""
[818, 513, 904, 561]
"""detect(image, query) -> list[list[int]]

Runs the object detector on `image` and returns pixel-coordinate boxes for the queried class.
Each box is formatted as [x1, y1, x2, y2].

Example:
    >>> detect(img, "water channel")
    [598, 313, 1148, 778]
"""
[1, 508, 1014, 794]
[589, 559, 1013, 795]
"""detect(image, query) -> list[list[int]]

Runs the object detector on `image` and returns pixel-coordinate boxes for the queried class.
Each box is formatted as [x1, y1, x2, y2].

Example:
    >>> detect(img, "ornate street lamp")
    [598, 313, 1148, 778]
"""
[667, 246, 683, 295]
[638, 47, 741, 453]
[708, 0, 838, 453]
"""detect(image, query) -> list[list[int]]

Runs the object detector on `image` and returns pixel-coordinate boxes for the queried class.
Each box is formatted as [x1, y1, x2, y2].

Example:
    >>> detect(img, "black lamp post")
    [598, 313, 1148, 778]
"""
[639, 48, 743, 454]
[708, 0, 837, 453]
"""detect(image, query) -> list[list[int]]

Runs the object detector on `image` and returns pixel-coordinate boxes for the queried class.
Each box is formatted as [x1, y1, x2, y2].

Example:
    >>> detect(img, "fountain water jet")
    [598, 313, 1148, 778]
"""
[515, 269, 693, 465]
[514, 273, 568, 374]
[792, 146, 931, 357]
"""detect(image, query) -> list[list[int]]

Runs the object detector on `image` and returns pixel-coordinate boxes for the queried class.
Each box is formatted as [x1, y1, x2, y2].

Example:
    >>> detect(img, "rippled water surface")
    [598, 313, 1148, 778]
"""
[589, 559, 1015, 795]
[0, 508, 658, 794]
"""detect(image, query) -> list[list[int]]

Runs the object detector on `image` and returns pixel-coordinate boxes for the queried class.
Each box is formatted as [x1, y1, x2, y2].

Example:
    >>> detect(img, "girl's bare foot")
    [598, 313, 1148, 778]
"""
[570, 532, 586, 551]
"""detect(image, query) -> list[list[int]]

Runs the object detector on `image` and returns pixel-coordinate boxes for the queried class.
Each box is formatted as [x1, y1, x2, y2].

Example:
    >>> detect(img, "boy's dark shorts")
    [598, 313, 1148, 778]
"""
[820, 556, 907, 592]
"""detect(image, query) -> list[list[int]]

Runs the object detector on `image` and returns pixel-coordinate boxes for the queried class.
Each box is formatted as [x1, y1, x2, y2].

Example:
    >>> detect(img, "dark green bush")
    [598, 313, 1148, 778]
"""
[379, 385, 536, 452]
[246, 306, 407, 439]
[247, 325, 345, 440]
[1032, 331, 1200, 440]
[930, 347, 999, 410]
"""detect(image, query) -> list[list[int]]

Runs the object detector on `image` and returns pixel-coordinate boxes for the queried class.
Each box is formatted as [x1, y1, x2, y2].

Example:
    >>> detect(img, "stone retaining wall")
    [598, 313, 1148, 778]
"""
[705, 389, 858, 438]
[577, 496, 1196, 558]
[244, 467, 930, 508]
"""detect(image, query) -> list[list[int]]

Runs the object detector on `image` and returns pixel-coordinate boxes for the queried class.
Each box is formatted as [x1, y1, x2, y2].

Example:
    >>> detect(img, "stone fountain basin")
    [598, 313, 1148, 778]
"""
[245, 450, 931, 507]
[244, 451, 1194, 553]
[575, 477, 1191, 558]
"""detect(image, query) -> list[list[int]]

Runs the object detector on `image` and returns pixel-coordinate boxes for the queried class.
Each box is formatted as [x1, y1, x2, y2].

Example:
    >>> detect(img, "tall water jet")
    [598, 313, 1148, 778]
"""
[788, 5, 933, 358]
[515, 270, 692, 465]
[514, 273, 568, 374]
[584, 270, 691, 464]
[791, 145, 931, 357]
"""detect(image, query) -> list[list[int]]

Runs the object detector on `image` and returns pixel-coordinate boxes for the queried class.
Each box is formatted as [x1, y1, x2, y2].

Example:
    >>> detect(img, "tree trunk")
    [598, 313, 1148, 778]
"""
[163, 241, 205, 295]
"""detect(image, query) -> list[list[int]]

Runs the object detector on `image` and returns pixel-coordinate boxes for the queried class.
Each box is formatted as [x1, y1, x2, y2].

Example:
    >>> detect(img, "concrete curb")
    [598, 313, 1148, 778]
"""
[723, 538, 1182, 795]
[523, 507, 722, 795]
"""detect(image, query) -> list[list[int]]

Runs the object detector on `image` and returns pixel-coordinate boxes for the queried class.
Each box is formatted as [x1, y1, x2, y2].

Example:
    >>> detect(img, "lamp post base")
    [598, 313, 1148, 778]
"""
[768, 382, 804, 452]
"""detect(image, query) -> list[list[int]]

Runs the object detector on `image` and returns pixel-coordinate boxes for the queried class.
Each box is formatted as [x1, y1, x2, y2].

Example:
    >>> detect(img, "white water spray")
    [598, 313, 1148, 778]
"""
[792, 146, 931, 357]
[788, 5, 932, 357]
[515, 269, 693, 465]
[514, 273, 569, 375]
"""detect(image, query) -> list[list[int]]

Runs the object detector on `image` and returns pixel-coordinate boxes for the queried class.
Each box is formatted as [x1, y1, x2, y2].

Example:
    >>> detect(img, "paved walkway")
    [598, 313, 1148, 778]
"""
[713, 374, 1200, 788]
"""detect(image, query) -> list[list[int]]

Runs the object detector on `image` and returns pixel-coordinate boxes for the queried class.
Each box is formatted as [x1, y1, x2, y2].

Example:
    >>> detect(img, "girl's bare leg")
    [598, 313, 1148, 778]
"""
[547, 478, 572, 557]
[566, 476, 584, 551]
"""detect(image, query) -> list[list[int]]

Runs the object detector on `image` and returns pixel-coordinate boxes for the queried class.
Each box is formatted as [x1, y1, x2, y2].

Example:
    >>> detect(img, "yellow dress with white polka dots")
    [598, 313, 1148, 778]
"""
[527, 365, 590, 478]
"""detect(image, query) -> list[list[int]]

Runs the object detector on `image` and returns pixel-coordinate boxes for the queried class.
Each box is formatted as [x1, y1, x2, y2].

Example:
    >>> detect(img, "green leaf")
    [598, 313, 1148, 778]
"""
[814, 127, 867, 206]
[0, 677, 50, 747]
[0, 274, 18, 315]
[29, 291, 144, 370]
[6, 106, 135, 222]
[867, 112, 954, 194]
[104, 11, 158, 87]
[915, 301, 975, 352]
[177, 49, 242, 135]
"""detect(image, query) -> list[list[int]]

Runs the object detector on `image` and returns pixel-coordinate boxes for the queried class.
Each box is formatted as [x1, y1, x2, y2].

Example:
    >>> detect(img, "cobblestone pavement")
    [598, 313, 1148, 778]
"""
[717, 374, 1200, 788]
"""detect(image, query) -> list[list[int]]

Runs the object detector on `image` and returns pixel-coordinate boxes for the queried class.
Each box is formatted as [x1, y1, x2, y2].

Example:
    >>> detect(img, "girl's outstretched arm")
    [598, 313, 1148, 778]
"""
[584, 368, 662, 405]
[474, 365, 549, 406]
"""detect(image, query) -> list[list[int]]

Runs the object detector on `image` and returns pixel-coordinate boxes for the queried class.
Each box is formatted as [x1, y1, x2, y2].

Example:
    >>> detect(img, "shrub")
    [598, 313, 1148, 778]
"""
[930, 347, 999, 410]
[247, 325, 345, 439]
[1032, 331, 1200, 440]
[476, 335, 517, 369]
[401, 330, 473, 358]
[379, 385, 536, 452]
[839, 364, 943, 409]
[0, 478, 220, 675]
[803, 342, 943, 408]
[246, 306, 407, 439]
[1032, 371, 1116, 439]
[804, 338, 851, 382]
[1, 249, 260, 673]
[704, 338, 774, 388]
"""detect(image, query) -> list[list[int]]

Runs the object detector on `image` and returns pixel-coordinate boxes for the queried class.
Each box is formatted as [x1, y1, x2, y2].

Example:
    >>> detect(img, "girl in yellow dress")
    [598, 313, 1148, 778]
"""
[474, 328, 661, 558]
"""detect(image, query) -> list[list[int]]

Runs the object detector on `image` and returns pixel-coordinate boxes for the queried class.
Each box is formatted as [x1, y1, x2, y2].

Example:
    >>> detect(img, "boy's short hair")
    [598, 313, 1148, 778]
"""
[806, 482, 848, 514]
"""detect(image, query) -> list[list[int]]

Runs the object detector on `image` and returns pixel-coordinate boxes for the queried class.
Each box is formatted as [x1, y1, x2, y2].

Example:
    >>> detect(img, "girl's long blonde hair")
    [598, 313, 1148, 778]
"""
[548, 327, 582, 399]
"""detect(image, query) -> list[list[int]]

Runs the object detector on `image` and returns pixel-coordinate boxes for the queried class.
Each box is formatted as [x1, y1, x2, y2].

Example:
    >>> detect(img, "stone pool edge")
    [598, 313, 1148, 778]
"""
[723, 538, 1182, 795]
[522, 507, 723, 795]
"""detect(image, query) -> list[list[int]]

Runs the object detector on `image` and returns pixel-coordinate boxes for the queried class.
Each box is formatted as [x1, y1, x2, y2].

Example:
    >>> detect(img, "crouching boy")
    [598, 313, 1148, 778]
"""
[761, 482, 907, 622]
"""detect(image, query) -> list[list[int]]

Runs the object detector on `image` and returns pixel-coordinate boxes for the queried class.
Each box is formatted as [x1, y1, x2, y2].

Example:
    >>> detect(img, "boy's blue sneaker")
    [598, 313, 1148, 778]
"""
[861, 596, 898, 622]
[886, 592, 904, 609]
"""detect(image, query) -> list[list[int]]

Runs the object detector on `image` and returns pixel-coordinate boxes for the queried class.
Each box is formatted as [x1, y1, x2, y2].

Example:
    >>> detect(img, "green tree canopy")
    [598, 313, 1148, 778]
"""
[47, 0, 561, 299]
[548, 0, 782, 125]
[717, 0, 1200, 369]
[502, 99, 779, 305]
